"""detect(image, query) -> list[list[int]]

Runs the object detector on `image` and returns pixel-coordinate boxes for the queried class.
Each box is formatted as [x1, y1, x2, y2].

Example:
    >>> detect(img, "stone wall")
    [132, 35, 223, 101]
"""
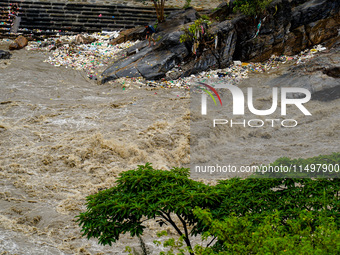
[0, 0, 179, 34]
[15, 0, 223, 9]
[0, 0, 224, 35]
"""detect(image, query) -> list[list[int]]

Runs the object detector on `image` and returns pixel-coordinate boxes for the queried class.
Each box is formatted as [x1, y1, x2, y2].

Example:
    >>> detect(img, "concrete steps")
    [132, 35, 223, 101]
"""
[0, 0, 179, 35]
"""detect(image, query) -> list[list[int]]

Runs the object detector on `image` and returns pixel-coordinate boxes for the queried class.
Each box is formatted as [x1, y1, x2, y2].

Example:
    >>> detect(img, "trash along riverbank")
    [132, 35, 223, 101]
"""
[2, 31, 328, 88]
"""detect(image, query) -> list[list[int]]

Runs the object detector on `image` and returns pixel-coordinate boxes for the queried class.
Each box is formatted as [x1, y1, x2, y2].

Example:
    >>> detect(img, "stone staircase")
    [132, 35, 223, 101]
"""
[0, 0, 179, 36]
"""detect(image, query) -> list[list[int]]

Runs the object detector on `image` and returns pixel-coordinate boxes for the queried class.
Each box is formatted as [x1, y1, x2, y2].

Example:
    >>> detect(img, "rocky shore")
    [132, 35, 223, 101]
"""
[100, 0, 339, 83]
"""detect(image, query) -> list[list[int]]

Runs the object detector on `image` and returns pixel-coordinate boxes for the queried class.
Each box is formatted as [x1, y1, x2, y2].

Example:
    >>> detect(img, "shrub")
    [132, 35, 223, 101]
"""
[183, 0, 192, 9]
[194, 209, 340, 254]
[179, 17, 212, 44]
[233, 0, 273, 16]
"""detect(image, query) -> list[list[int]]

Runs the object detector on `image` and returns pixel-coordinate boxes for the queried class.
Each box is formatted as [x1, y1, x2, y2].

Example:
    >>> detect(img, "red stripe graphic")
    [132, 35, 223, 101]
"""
[198, 82, 223, 106]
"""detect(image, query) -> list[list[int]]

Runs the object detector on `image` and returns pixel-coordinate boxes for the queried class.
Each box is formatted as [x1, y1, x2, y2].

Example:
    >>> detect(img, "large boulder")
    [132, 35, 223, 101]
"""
[109, 27, 145, 45]
[74, 34, 96, 45]
[101, 0, 340, 83]
[291, 0, 339, 30]
[233, 0, 340, 61]
[101, 9, 197, 83]
[157, 8, 199, 32]
[101, 7, 238, 83]
[9, 36, 28, 50]
[0, 50, 11, 59]
[268, 44, 340, 101]
[101, 29, 189, 83]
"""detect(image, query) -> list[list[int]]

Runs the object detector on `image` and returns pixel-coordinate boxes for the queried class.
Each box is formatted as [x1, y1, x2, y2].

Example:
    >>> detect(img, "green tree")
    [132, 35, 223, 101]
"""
[193, 209, 340, 254]
[76, 163, 218, 254]
[77, 153, 340, 254]
[151, 209, 340, 254]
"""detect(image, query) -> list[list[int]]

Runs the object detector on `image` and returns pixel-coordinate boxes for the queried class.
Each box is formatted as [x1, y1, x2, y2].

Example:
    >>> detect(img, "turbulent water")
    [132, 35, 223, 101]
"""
[0, 43, 190, 254]
[190, 71, 340, 179]
[0, 42, 339, 254]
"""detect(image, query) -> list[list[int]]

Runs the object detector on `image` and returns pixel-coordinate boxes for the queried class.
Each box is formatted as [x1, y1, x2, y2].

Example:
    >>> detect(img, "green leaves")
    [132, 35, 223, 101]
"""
[233, 0, 273, 17]
[76, 159, 340, 253]
[179, 17, 212, 44]
[76, 163, 216, 249]
[193, 209, 340, 254]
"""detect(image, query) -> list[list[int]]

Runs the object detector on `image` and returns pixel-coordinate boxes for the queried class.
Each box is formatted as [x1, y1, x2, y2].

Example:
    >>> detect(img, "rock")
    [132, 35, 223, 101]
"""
[9, 36, 28, 50]
[283, 25, 309, 55]
[234, 0, 339, 60]
[74, 34, 96, 44]
[157, 8, 199, 32]
[136, 50, 178, 80]
[9, 42, 19, 50]
[101, 47, 154, 82]
[16, 36, 28, 49]
[101, 10, 194, 83]
[306, 16, 340, 46]
[126, 40, 149, 56]
[210, 1, 235, 22]
[116, 66, 141, 79]
[209, 20, 237, 66]
[184, 51, 220, 76]
[109, 27, 145, 45]
[0, 50, 11, 59]
[268, 45, 340, 101]
[291, 0, 339, 30]
[101, 0, 340, 83]
[324, 36, 340, 49]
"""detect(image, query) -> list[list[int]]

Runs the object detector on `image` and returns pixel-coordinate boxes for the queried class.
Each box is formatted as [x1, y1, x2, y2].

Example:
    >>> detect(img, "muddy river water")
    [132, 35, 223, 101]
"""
[0, 42, 339, 254]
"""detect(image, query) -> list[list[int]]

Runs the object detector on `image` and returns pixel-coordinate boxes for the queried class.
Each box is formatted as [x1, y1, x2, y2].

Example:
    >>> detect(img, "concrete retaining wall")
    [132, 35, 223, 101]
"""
[0, 0, 180, 35]
[2, 0, 223, 8]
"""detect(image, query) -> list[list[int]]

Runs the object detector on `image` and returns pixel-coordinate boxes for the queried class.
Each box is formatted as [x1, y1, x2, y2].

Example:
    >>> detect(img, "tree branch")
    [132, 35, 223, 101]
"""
[158, 211, 194, 255]
[177, 214, 194, 255]
[159, 210, 170, 222]
[207, 236, 216, 247]
[153, 0, 161, 22]
[166, 212, 185, 237]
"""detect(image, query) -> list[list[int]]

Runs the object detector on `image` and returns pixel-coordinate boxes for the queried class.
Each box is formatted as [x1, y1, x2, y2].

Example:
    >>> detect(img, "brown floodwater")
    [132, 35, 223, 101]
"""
[0, 43, 190, 254]
[0, 42, 339, 254]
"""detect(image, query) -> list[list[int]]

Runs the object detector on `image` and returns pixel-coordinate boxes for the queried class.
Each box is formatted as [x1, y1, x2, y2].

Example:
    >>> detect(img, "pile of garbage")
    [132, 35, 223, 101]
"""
[21, 32, 327, 88]
[25, 31, 138, 80]
[112, 44, 327, 90]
